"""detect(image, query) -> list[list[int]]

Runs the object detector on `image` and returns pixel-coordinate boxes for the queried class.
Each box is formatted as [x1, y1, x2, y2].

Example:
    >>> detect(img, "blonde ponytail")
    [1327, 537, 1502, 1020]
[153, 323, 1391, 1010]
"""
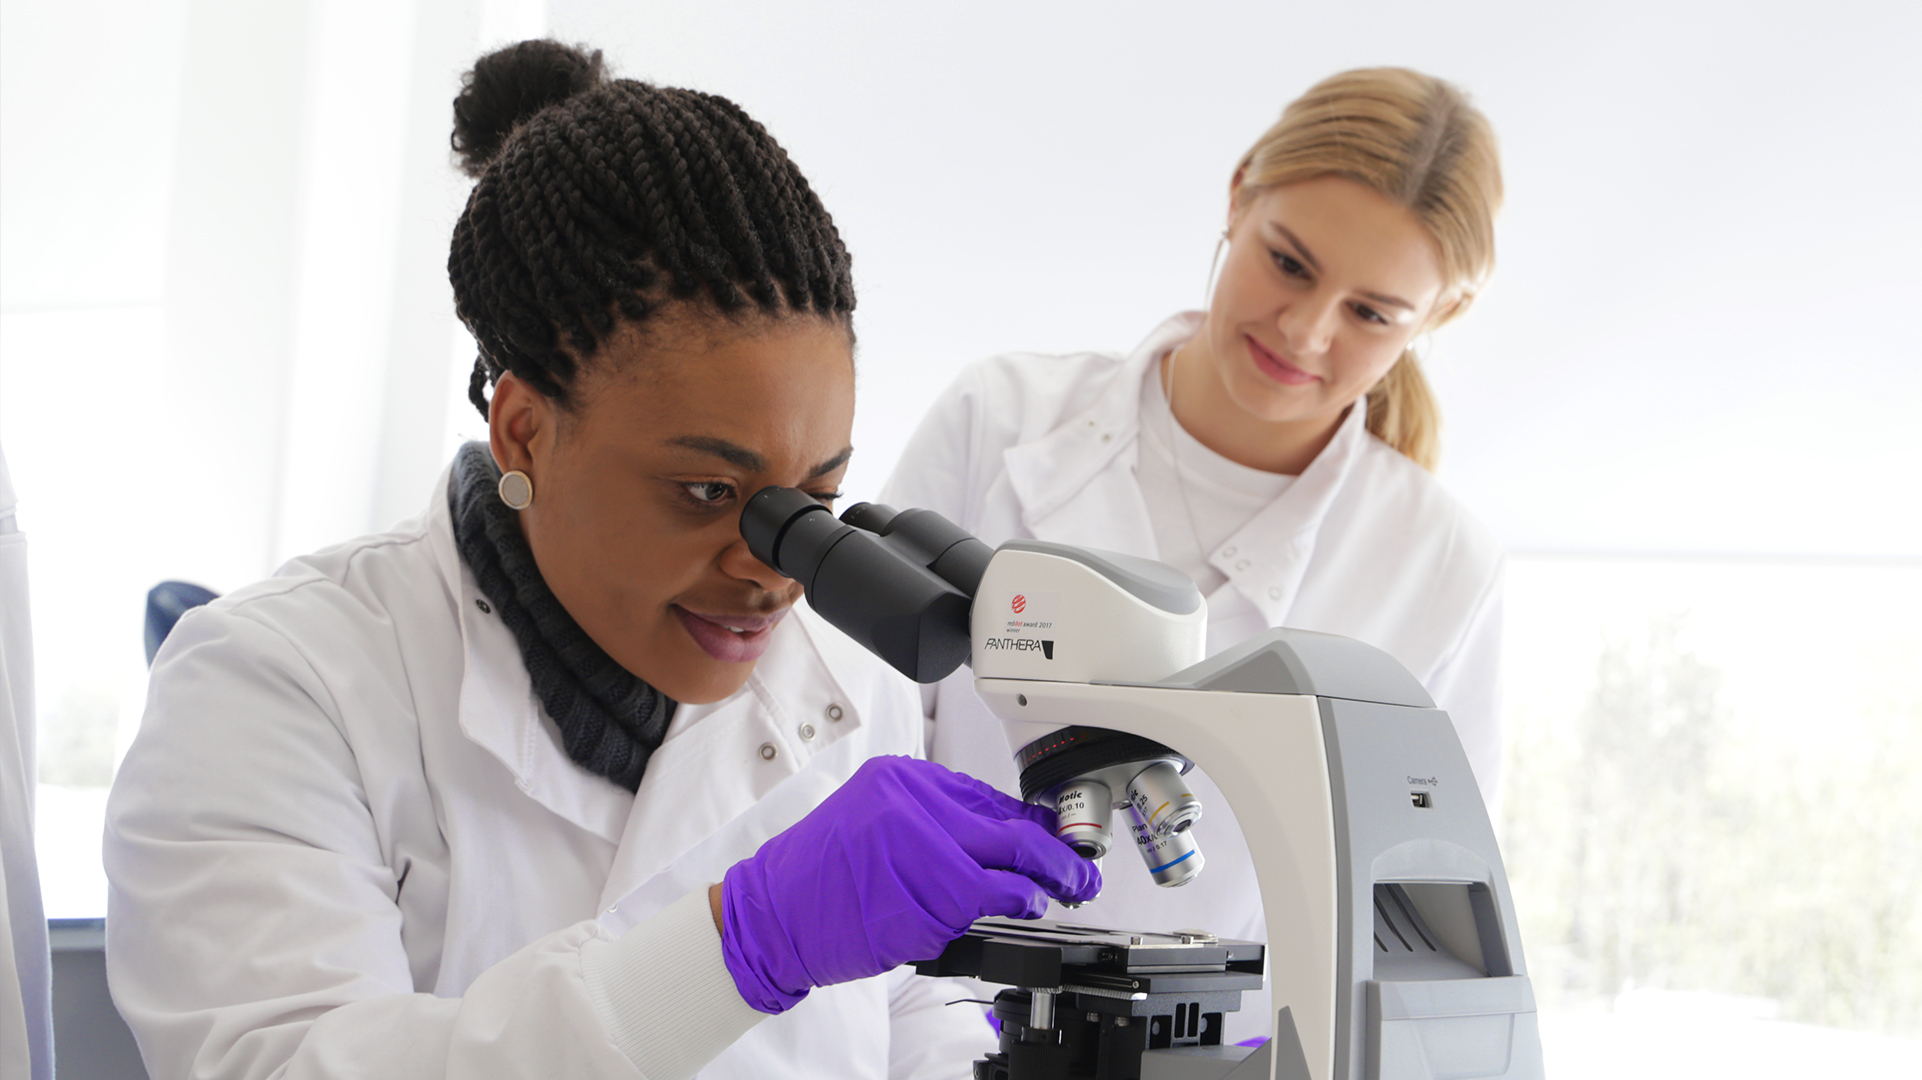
[1364, 349, 1440, 471]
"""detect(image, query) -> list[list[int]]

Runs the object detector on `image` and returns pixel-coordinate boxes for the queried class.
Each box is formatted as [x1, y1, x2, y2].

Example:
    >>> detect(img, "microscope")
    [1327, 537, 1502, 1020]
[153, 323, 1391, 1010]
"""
[742, 490, 1544, 1080]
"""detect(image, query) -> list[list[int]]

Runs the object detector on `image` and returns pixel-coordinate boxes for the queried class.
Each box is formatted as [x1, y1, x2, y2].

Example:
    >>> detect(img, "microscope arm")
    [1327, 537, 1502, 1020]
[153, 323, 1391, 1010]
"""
[984, 678, 1338, 1077]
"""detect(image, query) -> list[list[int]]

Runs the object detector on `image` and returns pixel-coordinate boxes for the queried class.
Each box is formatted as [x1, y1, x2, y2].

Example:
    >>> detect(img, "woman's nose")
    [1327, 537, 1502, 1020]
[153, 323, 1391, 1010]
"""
[720, 535, 795, 593]
[1277, 294, 1339, 356]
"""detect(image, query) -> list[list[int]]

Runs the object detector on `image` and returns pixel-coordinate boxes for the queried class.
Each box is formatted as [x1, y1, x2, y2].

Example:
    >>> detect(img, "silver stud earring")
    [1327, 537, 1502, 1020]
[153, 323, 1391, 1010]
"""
[498, 470, 534, 510]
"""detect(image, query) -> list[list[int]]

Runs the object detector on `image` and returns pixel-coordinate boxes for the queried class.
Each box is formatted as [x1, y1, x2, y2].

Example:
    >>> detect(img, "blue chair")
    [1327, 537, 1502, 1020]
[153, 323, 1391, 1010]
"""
[144, 581, 219, 666]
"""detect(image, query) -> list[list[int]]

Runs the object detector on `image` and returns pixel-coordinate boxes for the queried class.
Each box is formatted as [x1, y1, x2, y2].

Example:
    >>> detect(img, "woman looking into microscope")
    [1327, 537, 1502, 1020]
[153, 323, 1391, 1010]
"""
[880, 68, 1506, 1045]
[103, 40, 1095, 1080]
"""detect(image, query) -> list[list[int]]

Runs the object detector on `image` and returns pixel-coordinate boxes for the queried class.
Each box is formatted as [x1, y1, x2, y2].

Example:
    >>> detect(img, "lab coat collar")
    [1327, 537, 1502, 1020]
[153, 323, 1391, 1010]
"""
[1211, 390, 1373, 625]
[424, 466, 635, 843]
[1002, 310, 1376, 624]
[594, 601, 867, 910]
[1001, 312, 1201, 556]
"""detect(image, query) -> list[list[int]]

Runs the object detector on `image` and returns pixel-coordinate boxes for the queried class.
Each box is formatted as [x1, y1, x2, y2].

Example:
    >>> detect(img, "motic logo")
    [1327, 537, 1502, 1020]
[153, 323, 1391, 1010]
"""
[1012, 594, 1027, 614]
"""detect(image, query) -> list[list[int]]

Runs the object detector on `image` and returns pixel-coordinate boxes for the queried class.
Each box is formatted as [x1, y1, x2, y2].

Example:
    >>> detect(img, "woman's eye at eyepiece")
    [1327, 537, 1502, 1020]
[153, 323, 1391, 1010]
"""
[1272, 251, 1308, 279]
[683, 481, 736, 505]
[1354, 304, 1386, 326]
[810, 490, 843, 507]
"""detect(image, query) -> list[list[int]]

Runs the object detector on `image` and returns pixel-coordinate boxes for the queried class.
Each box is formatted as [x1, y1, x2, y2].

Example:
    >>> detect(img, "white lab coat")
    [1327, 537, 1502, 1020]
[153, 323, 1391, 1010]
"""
[104, 468, 989, 1080]
[879, 312, 1505, 1043]
[1, 439, 54, 1080]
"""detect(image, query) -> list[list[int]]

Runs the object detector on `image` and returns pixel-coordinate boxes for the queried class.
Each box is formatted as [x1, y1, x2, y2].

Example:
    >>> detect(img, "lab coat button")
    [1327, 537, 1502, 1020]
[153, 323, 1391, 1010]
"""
[826, 704, 844, 722]
[1221, 546, 1237, 558]
[475, 598, 491, 614]
[1268, 586, 1282, 600]
[1234, 559, 1251, 572]
[759, 743, 777, 761]
[799, 723, 816, 741]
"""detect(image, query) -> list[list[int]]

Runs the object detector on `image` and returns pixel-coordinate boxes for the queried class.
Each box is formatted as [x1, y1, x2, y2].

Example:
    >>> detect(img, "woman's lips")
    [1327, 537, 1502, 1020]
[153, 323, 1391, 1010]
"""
[1245, 335, 1320, 386]
[673, 606, 788, 664]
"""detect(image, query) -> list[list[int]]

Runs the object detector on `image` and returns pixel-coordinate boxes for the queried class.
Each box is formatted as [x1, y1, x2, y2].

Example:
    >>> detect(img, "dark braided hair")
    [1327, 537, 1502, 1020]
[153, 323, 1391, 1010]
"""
[448, 40, 856, 418]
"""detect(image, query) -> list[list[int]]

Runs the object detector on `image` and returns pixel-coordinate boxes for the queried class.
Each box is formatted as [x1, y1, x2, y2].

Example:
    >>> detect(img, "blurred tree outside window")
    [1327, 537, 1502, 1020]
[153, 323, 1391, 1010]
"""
[1500, 556, 1922, 1075]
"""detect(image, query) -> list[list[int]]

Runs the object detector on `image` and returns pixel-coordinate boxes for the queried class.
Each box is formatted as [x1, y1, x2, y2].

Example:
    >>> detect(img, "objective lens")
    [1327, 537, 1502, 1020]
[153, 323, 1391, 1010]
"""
[1053, 780, 1113, 859]
[1126, 760, 1202, 837]
[1129, 806, 1204, 887]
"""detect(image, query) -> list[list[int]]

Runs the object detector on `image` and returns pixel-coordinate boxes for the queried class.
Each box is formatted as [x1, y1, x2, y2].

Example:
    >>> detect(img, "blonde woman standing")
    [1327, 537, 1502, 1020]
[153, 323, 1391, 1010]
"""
[880, 68, 1506, 1044]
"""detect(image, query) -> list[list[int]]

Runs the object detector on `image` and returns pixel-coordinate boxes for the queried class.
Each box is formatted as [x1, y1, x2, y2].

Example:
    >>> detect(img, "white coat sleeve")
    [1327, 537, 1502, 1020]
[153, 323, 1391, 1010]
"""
[105, 606, 763, 1080]
[1422, 561, 1506, 817]
[0, 440, 53, 1080]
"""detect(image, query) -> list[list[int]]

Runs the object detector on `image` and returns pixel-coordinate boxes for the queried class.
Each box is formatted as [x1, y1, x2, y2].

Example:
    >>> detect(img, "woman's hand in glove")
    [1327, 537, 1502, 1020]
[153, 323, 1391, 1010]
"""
[718, 755, 1101, 1014]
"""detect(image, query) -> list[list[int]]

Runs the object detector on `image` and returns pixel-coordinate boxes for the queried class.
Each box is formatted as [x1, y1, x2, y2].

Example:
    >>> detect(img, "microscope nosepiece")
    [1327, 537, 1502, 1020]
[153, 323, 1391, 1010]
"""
[1053, 780, 1114, 860]
[1012, 728, 1205, 887]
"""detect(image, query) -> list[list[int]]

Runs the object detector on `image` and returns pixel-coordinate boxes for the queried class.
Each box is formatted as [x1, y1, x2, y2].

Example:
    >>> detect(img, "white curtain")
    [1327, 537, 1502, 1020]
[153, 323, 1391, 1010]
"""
[0, 439, 52, 1080]
[163, 0, 545, 584]
[0, 0, 545, 923]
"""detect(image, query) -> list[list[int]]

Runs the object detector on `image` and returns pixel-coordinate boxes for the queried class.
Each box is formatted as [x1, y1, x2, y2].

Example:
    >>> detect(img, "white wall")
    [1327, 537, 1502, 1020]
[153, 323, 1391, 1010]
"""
[550, 0, 1922, 559]
[9, 0, 1911, 578]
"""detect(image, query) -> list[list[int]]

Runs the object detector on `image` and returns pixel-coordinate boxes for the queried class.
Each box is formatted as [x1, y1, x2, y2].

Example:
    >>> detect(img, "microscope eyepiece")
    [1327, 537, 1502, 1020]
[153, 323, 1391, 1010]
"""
[740, 488, 976, 683]
[841, 502, 995, 597]
[740, 487, 834, 578]
[836, 501, 899, 535]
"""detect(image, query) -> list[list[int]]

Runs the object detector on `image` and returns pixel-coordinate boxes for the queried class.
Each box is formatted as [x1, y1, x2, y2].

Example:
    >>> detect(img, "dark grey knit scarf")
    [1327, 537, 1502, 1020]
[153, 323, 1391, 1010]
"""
[449, 442, 675, 792]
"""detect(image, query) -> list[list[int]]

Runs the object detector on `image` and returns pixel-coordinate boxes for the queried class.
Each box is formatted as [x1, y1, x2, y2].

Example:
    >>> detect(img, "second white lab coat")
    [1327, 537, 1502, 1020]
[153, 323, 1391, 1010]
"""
[879, 313, 1506, 1043]
[104, 468, 988, 1080]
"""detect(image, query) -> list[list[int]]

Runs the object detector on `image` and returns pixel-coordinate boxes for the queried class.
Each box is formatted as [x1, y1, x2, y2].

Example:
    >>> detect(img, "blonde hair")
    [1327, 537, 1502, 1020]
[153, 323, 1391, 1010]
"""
[1233, 68, 1502, 471]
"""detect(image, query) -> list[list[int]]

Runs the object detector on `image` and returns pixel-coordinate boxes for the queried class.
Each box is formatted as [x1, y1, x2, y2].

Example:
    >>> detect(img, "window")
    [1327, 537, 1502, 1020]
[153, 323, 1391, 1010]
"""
[1501, 555, 1922, 1073]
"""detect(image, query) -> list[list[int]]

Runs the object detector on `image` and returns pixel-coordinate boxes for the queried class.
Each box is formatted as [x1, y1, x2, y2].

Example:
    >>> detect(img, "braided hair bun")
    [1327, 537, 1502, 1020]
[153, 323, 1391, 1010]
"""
[451, 40, 605, 179]
[447, 40, 855, 418]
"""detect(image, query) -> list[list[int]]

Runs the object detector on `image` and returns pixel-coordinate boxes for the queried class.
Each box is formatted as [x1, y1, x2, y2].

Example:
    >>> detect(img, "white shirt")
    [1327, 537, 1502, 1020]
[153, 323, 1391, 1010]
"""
[1136, 354, 1294, 598]
[878, 312, 1506, 1044]
[104, 467, 988, 1080]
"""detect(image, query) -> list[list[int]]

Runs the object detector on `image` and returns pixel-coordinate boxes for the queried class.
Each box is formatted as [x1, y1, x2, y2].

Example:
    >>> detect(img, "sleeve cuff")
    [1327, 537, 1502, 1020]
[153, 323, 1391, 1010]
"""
[580, 886, 767, 1080]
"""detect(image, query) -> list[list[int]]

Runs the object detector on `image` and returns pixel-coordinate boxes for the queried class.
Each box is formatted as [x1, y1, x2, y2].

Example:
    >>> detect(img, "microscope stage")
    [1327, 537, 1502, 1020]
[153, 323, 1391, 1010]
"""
[915, 917, 1265, 995]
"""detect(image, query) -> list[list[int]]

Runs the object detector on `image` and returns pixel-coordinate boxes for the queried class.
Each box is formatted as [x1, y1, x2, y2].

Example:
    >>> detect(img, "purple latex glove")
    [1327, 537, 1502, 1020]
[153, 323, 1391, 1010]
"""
[720, 755, 1101, 1014]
